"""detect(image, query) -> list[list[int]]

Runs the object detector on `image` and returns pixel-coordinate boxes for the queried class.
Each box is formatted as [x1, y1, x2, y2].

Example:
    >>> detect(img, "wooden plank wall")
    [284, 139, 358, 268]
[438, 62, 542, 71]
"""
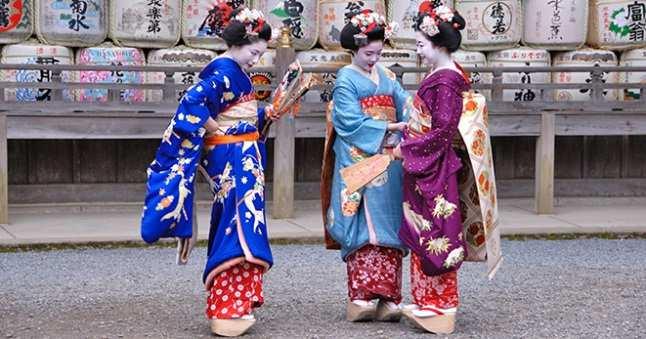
[7, 135, 646, 204]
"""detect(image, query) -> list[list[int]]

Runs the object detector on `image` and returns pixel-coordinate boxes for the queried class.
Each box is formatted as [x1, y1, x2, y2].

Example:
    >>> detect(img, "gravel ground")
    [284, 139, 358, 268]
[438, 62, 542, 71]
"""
[1, 239, 645, 339]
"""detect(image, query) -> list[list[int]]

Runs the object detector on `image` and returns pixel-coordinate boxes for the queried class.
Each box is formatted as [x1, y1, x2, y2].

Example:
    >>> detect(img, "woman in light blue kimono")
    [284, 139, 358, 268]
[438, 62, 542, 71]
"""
[321, 9, 412, 323]
[140, 5, 279, 337]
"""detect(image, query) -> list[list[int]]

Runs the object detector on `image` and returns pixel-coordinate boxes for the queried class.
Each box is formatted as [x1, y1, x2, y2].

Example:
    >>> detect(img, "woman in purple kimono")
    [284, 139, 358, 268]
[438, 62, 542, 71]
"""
[392, 2, 469, 334]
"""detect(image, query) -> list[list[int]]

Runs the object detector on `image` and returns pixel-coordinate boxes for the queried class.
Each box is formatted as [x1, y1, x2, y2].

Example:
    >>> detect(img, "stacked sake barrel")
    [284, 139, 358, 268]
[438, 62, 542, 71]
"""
[0, 39, 74, 101]
[249, 49, 276, 102]
[109, 0, 181, 48]
[488, 47, 551, 102]
[0, 0, 33, 44]
[35, 0, 107, 47]
[619, 48, 646, 100]
[552, 49, 620, 101]
[456, 0, 522, 51]
[182, 0, 248, 51]
[257, 0, 318, 50]
[76, 43, 146, 102]
[297, 49, 351, 103]
[378, 48, 419, 94]
[146, 46, 216, 102]
[387, 0, 427, 50]
[522, 0, 587, 51]
[588, 0, 646, 51]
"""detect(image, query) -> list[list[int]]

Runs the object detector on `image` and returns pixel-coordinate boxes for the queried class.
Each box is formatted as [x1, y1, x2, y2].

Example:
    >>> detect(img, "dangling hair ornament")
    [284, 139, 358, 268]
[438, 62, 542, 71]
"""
[234, 7, 266, 39]
[349, 9, 399, 47]
[417, 1, 455, 37]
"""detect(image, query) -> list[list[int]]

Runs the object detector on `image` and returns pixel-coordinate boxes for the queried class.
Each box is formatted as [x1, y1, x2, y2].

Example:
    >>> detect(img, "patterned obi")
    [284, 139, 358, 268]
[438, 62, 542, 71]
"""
[215, 93, 258, 135]
[360, 95, 396, 122]
[407, 94, 432, 139]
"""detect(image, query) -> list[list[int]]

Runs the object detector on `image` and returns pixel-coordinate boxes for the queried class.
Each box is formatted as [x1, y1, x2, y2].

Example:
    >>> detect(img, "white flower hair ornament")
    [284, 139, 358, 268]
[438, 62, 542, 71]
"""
[234, 8, 267, 38]
[350, 9, 399, 47]
[417, 2, 458, 37]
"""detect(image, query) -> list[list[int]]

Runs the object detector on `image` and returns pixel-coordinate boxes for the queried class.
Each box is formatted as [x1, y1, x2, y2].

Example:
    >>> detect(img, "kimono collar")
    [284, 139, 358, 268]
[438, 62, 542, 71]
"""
[199, 56, 245, 79]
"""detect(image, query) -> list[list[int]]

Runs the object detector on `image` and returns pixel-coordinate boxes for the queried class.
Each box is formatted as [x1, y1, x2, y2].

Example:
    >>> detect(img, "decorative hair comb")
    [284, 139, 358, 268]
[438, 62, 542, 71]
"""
[350, 9, 399, 47]
[234, 7, 267, 38]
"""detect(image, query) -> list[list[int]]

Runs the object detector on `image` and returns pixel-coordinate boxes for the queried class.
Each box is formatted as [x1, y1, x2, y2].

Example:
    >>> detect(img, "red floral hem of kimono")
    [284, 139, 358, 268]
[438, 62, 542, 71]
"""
[347, 245, 403, 304]
[206, 262, 264, 320]
[411, 253, 459, 309]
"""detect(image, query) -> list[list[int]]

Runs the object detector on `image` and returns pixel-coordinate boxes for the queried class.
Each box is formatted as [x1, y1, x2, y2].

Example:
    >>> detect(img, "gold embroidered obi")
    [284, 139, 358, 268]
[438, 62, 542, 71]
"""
[407, 93, 432, 139]
[215, 93, 258, 134]
[360, 95, 396, 122]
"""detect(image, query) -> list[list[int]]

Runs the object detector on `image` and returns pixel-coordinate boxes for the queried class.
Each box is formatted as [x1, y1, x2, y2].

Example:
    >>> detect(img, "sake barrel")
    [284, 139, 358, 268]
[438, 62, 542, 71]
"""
[387, 0, 454, 49]
[588, 0, 646, 51]
[109, 0, 181, 48]
[619, 48, 646, 100]
[319, 0, 386, 51]
[456, 0, 522, 51]
[0, 0, 33, 44]
[297, 49, 351, 102]
[147, 46, 216, 102]
[379, 48, 419, 94]
[182, 0, 248, 51]
[487, 47, 551, 102]
[35, 0, 107, 47]
[0, 40, 74, 101]
[452, 49, 490, 98]
[257, 0, 318, 51]
[76, 43, 146, 102]
[249, 49, 276, 102]
[552, 49, 619, 101]
[522, 0, 587, 51]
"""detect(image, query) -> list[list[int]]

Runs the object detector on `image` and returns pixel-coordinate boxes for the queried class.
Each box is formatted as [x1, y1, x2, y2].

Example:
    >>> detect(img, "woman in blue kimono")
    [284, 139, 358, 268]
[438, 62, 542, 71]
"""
[322, 9, 412, 323]
[141, 5, 278, 337]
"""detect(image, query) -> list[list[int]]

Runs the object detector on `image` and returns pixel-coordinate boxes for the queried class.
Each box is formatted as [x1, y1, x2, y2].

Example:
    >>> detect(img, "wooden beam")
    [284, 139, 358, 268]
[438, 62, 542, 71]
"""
[535, 112, 555, 214]
[0, 114, 7, 224]
[271, 41, 297, 219]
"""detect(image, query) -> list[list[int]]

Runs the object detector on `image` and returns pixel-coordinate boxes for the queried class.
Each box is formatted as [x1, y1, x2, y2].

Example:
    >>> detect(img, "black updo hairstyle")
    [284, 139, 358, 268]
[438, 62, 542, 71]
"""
[340, 11, 386, 52]
[414, 9, 466, 53]
[221, 7, 272, 47]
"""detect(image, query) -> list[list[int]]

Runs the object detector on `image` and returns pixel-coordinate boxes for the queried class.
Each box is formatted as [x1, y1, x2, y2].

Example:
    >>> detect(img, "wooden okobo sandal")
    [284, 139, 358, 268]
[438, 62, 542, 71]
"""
[210, 315, 256, 337]
[402, 305, 456, 334]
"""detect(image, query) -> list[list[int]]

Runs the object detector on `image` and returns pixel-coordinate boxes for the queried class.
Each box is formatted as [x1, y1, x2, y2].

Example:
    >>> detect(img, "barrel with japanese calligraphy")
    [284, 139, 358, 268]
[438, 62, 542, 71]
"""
[109, 0, 181, 48]
[588, 0, 646, 51]
[249, 49, 275, 102]
[378, 48, 420, 94]
[147, 45, 217, 102]
[257, 0, 318, 50]
[452, 49, 490, 99]
[522, 0, 587, 51]
[319, 0, 386, 51]
[181, 0, 248, 51]
[0, 40, 75, 101]
[455, 0, 522, 51]
[296, 48, 351, 102]
[387, 0, 454, 49]
[35, 0, 107, 47]
[76, 43, 146, 102]
[487, 47, 551, 102]
[619, 48, 646, 100]
[0, 0, 33, 44]
[552, 48, 619, 101]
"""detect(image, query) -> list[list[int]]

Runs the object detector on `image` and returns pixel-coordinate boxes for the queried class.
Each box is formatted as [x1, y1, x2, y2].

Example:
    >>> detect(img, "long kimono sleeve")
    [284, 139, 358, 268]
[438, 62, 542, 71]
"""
[173, 77, 224, 135]
[332, 77, 388, 155]
[401, 84, 463, 180]
[140, 77, 224, 244]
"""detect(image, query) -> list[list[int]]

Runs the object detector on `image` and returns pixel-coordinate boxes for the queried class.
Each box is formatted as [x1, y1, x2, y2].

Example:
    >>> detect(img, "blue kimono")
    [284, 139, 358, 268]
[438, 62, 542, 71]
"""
[325, 65, 412, 260]
[141, 57, 272, 288]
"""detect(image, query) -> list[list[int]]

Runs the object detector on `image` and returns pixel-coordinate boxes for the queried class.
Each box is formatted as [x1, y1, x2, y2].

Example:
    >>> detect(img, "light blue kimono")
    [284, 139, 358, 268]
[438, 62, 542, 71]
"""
[326, 65, 412, 260]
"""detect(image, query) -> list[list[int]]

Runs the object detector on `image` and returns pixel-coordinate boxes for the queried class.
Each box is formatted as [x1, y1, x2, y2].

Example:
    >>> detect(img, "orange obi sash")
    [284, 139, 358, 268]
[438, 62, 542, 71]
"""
[360, 95, 396, 122]
[204, 132, 259, 146]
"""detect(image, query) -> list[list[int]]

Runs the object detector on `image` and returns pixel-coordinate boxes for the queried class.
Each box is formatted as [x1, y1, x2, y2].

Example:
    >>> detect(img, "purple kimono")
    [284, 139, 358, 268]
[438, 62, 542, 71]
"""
[399, 69, 471, 276]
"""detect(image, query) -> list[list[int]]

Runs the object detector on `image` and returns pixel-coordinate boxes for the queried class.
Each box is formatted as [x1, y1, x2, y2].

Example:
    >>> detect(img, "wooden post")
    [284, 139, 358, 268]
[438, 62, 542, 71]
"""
[271, 26, 296, 219]
[491, 71, 503, 102]
[535, 112, 555, 214]
[163, 71, 176, 103]
[0, 113, 8, 225]
[51, 70, 63, 102]
[590, 64, 604, 103]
